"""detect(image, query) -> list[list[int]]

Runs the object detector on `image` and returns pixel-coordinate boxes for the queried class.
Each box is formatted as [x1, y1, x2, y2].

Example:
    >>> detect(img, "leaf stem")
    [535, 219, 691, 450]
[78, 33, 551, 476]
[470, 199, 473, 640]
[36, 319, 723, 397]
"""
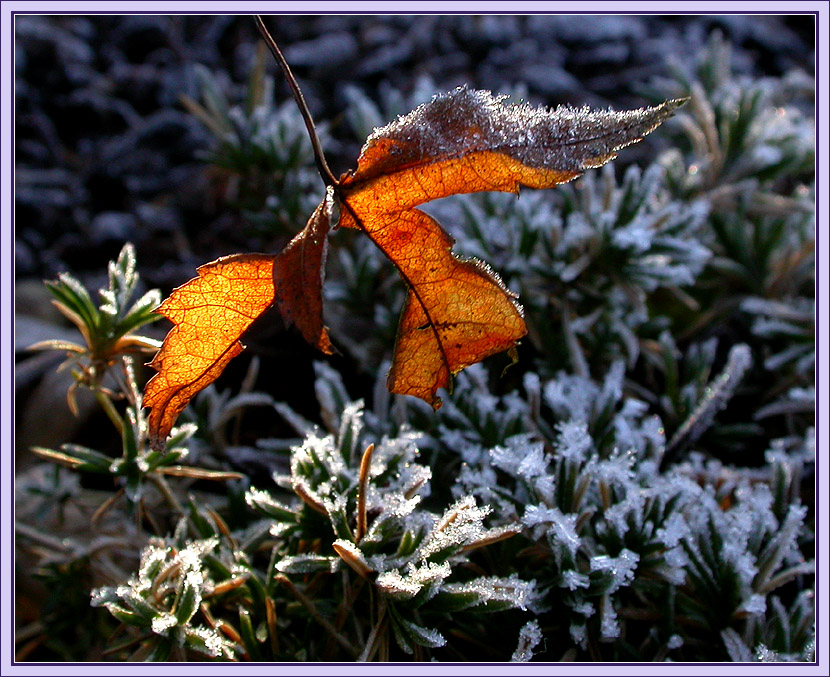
[148, 473, 185, 516]
[254, 15, 338, 188]
[95, 388, 124, 434]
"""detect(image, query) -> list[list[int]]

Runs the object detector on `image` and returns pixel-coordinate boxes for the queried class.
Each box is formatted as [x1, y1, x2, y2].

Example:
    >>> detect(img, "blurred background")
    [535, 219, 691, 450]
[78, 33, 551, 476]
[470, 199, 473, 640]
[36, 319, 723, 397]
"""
[14, 14, 815, 661]
[14, 14, 814, 283]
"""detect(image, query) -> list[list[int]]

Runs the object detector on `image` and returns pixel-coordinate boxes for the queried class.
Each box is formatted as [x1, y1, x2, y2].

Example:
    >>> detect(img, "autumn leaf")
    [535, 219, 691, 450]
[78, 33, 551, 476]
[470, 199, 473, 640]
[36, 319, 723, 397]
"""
[272, 190, 335, 355]
[144, 76, 685, 447]
[144, 253, 276, 445]
[335, 87, 686, 407]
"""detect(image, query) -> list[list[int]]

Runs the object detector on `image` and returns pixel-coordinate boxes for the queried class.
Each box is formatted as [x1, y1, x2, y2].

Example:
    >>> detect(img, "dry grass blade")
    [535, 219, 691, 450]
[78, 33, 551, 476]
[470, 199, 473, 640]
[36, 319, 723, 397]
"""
[156, 466, 245, 481]
[274, 574, 359, 658]
[355, 443, 375, 543]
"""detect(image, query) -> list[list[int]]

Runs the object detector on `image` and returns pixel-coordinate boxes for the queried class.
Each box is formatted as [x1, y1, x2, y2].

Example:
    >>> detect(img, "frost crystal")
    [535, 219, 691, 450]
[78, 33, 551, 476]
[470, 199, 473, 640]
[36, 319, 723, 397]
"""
[444, 574, 539, 611]
[455, 462, 500, 504]
[570, 621, 587, 648]
[523, 505, 581, 561]
[186, 625, 236, 659]
[419, 496, 491, 558]
[397, 619, 447, 651]
[276, 554, 339, 574]
[596, 450, 636, 486]
[369, 86, 684, 177]
[604, 491, 646, 537]
[555, 421, 593, 462]
[600, 598, 620, 640]
[740, 593, 767, 617]
[89, 587, 113, 607]
[590, 549, 640, 593]
[544, 376, 596, 422]
[376, 561, 451, 601]
[561, 569, 590, 591]
[151, 612, 178, 635]
[491, 434, 541, 475]
[517, 442, 550, 481]
[667, 343, 753, 452]
[755, 645, 779, 662]
[656, 512, 689, 549]
[511, 620, 543, 662]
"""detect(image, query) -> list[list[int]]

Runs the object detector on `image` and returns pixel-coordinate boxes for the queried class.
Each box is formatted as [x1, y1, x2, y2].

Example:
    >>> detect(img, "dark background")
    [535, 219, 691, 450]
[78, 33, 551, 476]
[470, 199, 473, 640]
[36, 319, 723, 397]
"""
[12, 14, 816, 662]
[14, 13, 815, 453]
[15, 14, 814, 283]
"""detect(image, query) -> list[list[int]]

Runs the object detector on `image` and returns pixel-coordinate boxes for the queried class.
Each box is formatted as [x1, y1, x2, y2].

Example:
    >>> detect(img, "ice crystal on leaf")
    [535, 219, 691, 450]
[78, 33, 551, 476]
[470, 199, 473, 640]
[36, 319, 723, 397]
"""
[511, 619, 543, 662]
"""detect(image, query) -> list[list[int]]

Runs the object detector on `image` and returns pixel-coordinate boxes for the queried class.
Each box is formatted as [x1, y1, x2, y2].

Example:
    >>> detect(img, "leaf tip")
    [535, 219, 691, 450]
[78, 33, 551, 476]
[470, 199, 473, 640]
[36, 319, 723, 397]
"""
[656, 96, 690, 118]
[148, 433, 167, 453]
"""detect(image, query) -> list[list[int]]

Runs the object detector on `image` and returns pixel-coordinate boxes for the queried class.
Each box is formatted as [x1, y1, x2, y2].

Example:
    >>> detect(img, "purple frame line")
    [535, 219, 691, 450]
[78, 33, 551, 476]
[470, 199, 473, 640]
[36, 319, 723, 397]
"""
[3, 4, 825, 676]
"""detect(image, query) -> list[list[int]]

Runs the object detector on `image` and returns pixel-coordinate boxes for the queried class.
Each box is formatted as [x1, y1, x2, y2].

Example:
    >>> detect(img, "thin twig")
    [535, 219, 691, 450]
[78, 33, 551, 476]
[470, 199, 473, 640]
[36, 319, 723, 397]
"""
[148, 473, 185, 516]
[274, 574, 359, 658]
[357, 599, 387, 662]
[254, 15, 338, 188]
[91, 487, 125, 528]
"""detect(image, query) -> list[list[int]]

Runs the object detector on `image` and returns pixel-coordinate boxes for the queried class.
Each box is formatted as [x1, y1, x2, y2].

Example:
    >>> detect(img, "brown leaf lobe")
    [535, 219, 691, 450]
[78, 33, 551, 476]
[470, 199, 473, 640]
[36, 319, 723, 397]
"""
[336, 89, 685, 407]
[272, 190, 335, 354]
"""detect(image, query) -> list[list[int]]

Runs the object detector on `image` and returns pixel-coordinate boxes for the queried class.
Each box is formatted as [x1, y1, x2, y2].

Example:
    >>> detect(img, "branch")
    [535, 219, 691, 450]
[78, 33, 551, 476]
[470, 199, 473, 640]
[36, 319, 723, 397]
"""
[254, 15, 338, 188]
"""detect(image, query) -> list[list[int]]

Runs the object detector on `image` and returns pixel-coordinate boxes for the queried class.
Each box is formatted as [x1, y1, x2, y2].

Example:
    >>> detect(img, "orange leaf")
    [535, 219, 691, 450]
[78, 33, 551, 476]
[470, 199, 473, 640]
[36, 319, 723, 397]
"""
[335, 87, 686, 408]
[144, 254, 275, 448]
[144, 83, 684, 446]
[272, 189, 335, 355]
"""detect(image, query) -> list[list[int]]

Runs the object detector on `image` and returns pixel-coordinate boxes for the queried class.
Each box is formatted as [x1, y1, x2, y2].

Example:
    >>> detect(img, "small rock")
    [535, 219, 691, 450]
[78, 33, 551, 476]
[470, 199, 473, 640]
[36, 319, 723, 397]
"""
[110, 15, 172, 63]
[89, 211, 138, 244]
[528, 14, 647, 44]
[283, 32, 359, 69]
[135, 202, 180, 233]
[15, 239, 36, 275]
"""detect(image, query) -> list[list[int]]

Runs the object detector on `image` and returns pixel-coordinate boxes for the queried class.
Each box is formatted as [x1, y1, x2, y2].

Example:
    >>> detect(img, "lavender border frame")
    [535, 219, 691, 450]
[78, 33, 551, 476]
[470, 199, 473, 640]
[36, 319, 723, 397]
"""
[1, 2, 825, 676]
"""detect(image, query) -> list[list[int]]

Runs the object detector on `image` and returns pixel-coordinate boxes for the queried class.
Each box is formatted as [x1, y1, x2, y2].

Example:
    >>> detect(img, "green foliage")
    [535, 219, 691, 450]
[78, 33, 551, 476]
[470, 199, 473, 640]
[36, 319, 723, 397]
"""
[182, 46, 326, 237]
[29, 243, 160, 407]
[19, 32, 814, 664]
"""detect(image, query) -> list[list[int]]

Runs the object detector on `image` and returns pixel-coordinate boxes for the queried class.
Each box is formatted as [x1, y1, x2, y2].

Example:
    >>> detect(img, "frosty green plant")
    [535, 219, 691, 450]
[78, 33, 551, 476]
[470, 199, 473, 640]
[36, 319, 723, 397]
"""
[451, 367, 813, 661]
[248, 394, 538, 660]
[28, 243, 160, 418]
[91, 537, 242, 660]
[182, 49, 326, 236]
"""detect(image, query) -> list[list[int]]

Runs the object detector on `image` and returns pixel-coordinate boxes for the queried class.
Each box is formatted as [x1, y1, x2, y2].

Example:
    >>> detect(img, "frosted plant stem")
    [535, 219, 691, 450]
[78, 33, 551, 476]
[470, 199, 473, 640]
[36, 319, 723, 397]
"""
[760, 561, 815, 594]
[666, 344, 753, 456]
[561, 302, 589, 379]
